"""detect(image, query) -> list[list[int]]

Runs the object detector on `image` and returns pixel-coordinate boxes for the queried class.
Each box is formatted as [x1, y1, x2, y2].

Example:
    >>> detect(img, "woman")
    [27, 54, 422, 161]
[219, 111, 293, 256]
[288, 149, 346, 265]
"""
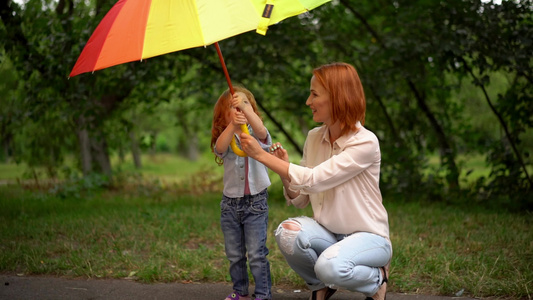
[239, 62, 392, 300]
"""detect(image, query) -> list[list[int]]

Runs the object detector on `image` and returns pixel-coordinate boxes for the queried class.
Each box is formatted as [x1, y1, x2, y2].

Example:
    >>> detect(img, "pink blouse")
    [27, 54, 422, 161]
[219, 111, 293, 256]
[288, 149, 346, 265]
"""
[284, 123, 390, 238]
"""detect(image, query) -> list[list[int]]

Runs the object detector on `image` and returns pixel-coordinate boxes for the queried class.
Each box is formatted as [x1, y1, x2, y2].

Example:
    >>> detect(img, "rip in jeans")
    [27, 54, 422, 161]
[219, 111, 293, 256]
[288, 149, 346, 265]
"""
[275, 219, 301, 255]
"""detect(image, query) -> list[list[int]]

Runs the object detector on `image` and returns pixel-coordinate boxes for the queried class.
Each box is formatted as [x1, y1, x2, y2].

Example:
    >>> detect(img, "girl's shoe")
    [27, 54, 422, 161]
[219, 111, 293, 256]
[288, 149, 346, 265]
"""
[251, 293, 270, 300]
[365, 266, 388, 300]
[225, 292, 251, 300]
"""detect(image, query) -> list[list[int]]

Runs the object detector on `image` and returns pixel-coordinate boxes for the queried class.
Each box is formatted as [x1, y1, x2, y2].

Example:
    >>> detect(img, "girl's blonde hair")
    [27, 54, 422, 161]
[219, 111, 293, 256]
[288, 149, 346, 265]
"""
[313, 62, 366, 136]
[210, 86, 263, 166]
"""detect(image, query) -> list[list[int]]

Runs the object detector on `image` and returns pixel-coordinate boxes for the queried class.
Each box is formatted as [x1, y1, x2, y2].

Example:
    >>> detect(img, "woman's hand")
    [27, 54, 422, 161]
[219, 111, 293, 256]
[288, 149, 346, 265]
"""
[269, 142, 289, 162]
[240, 133, 291, 179]
[239, 132, 264, 158]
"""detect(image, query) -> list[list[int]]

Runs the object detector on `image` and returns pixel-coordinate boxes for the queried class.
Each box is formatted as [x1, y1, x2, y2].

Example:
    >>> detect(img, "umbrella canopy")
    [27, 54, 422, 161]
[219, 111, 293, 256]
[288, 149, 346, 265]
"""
[69, 0, 330, 77]
[70, 0, 330, 156]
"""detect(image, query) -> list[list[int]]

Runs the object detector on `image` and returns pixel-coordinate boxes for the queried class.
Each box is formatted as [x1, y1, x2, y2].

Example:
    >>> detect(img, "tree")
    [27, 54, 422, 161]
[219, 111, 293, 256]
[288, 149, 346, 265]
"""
[0, 55, 18, 163]
[2, 0, 530, 207]
[1, 0, 200, 178]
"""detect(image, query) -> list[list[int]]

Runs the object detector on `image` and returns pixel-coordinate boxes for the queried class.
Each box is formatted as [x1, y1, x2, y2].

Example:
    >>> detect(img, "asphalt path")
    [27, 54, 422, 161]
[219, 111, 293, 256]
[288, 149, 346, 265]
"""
[0, 274, 476, 300]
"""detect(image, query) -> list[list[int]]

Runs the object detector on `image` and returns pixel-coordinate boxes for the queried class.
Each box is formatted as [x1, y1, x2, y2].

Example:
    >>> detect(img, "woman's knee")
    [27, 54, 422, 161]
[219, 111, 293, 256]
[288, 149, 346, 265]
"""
[275, 219, 302, 255]
[315, 245, 342, 283]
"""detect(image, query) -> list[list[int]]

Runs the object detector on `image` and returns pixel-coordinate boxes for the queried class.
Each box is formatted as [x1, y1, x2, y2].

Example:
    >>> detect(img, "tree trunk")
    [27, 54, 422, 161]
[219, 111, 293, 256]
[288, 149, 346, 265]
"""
[176, 114, 200, 160]
[187, 133, 199, 161]
[256, 99, 304, 156]
[129, 130, 142, 169]
[407, 80, 460, 189]
[76, 116, 92, 176]
[118, 146, 125, 164]
[461, 59, 532, 186]
[342, 1, 460, 190]
[90, 135, 112, 177]
[149, 131, 157, 157]
[2, 133, 12, 163]
[2, 142, 8, 163]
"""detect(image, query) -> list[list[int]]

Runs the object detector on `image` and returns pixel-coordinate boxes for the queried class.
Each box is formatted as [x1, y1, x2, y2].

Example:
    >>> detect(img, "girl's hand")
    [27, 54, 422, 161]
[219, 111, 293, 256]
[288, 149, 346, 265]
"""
[232, 111, 248, 127]
[231, 92, 250, 111]
[269, 142, 289, 162]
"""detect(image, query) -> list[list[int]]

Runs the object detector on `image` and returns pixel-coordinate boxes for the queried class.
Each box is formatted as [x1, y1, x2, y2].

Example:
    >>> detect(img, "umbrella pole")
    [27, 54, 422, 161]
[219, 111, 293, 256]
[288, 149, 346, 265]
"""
[214, 42, 234, 95]
[214, 42, 249, 157]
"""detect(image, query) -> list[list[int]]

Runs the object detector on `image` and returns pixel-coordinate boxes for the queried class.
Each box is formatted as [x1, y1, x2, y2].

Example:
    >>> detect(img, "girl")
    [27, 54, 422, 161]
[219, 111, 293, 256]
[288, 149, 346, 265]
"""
[211, 86, 273, 300]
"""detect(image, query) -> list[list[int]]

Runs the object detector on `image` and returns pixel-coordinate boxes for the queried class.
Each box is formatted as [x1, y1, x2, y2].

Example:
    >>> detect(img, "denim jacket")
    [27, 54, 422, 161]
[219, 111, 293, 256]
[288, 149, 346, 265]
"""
[215, 126, 272, 197]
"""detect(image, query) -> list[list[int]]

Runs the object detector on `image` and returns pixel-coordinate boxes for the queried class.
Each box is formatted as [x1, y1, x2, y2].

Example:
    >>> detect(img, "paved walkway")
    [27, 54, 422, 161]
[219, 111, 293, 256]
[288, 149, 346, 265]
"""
[0, 274, 475, 300]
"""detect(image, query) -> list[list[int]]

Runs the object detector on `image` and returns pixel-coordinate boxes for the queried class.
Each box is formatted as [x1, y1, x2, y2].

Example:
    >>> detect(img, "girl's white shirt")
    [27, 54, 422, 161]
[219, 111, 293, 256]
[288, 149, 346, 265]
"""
[215, 126, 272, 197]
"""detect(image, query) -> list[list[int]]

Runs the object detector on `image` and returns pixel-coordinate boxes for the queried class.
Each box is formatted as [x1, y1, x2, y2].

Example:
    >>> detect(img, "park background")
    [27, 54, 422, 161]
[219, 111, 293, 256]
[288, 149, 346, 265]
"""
[0, 0, 532, 299]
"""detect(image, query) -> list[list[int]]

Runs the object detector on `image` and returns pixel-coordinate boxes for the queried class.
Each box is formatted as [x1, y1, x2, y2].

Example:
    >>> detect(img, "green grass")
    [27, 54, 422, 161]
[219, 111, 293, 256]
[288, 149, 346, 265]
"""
[0, 184, 310, 285]
[0, 155, 532, 299]
[112, 153, 221, 180]
[389, 201, 532, 298]
[0, 153, 223, 183]
[0, 162, 27, 180]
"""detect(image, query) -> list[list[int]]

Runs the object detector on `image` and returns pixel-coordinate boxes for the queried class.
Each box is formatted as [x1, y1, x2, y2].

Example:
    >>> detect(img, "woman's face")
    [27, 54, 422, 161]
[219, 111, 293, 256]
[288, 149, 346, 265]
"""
[306, 75, 332, 125]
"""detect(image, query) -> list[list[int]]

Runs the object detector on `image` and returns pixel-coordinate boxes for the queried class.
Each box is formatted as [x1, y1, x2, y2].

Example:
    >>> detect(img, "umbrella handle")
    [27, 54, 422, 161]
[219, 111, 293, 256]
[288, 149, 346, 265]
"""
[230, 125, 250, 157]
[215, 42, 249, 157]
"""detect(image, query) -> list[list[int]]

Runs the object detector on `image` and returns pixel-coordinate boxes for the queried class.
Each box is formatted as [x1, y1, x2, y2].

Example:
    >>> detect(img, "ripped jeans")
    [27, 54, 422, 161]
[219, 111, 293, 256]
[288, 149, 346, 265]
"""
[275, 216, 392, 297]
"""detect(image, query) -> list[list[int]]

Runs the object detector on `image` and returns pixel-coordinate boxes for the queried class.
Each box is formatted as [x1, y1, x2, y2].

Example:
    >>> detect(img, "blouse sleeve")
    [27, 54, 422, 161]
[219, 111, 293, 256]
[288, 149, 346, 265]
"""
[283, 185, 310, 207]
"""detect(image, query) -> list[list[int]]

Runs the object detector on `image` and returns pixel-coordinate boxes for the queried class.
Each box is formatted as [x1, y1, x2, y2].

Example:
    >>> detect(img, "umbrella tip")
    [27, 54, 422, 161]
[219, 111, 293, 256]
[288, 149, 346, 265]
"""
[256, 1, 274, 35]
[256, 28, 268, 35]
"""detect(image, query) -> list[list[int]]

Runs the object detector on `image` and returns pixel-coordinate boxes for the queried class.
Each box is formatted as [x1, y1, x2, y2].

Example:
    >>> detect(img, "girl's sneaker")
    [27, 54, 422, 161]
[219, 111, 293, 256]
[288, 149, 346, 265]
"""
[225, 292, 251, 300]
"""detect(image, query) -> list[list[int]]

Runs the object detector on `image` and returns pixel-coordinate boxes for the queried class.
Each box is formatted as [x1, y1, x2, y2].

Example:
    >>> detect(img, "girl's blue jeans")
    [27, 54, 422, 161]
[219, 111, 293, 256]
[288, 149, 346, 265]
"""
[220, 189, 271, 300]
[275, 216, 392, 297]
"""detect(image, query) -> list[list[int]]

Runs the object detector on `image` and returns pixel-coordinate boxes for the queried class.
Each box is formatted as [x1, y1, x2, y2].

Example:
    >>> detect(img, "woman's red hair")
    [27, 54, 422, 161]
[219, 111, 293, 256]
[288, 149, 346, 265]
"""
[312, 62, 366, 136]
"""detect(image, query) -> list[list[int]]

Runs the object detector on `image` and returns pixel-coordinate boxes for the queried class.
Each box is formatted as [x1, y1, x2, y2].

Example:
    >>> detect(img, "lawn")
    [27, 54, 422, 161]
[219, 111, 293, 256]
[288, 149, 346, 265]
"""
[0, 154, 531, 299]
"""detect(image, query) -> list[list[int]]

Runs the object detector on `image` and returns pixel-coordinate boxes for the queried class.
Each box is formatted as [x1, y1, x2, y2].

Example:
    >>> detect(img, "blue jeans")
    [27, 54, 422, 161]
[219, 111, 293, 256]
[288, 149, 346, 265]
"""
[275, 216, 392, 297]
[220, 189, 271, 299]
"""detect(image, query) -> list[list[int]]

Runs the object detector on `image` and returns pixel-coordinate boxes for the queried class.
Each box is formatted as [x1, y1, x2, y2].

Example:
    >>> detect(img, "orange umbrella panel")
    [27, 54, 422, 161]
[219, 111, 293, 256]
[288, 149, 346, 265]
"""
[71, 0, 150, 76]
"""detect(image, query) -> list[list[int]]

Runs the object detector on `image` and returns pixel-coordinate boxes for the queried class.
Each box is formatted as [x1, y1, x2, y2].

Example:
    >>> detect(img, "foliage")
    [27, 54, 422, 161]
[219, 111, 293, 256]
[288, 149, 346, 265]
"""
[1, 0, 532, 208]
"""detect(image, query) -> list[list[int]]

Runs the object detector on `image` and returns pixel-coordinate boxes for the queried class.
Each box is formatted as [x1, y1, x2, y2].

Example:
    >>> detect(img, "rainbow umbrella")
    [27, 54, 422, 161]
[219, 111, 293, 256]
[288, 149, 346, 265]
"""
[70, 0, 331, 155]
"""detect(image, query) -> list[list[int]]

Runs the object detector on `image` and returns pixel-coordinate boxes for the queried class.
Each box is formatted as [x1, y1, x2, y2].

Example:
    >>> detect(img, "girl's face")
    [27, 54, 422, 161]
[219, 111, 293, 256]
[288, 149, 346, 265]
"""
[224, 103, 235, 126]
[224, 92, 251, 125]
[306, 76, 332, 125]
[234, 92, 251, 108]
